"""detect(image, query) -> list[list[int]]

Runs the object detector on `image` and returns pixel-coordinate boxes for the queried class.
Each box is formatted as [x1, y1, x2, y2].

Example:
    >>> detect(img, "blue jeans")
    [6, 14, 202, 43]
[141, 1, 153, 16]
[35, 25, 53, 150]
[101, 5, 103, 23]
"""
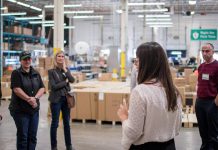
[11, 111, 39, 150]
[50, 96, 72, 148]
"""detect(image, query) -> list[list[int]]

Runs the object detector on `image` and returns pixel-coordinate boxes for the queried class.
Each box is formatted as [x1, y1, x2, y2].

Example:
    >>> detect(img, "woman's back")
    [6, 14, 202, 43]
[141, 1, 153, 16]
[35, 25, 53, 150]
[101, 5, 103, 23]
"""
[122, 82, 182, 148]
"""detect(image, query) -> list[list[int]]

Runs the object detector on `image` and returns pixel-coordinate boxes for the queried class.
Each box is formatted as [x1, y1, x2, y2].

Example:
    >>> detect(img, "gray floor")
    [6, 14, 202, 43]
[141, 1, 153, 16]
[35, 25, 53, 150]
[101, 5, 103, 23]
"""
[0, 94, 201, 150]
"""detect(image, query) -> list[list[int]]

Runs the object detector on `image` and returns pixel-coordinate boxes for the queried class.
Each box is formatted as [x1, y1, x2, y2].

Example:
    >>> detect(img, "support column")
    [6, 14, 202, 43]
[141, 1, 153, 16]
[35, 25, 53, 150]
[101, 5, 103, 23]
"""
[142, 0, 147, 42]
[120, 0, 128, 80]
[53, 0, 64, 54]
[41, 9, 45, 39]
[0, 0, 3, 77]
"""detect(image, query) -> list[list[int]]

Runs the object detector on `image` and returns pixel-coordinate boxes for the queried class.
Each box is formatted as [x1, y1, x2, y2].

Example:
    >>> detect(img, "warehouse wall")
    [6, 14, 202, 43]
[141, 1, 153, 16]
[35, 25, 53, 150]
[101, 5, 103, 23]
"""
[70, 14, 218, 60]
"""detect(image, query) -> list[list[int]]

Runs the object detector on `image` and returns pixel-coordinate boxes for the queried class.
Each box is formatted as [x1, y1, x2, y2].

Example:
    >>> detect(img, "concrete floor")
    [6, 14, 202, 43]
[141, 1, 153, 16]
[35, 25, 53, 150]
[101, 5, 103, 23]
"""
[0, 94, 201, 150]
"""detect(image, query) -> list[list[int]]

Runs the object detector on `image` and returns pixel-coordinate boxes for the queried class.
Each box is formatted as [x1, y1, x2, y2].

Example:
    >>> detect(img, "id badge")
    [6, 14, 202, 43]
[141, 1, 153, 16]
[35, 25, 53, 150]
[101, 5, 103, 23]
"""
[202, 74, 209, 80]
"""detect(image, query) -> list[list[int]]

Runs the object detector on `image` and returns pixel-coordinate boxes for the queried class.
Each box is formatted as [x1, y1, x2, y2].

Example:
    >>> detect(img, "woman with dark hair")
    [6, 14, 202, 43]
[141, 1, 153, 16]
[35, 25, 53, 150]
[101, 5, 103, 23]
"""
[118, 42, 182, 150]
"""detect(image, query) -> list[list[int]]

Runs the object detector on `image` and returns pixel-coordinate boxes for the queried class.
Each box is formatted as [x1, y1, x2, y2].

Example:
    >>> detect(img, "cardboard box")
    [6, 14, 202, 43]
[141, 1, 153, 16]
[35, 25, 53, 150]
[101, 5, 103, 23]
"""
[23, 28, 32, 35]
[105, 93, 123, 121]
[97, 93, 106, 121]
[177, 87, 185, 106]
[75, 92, 92, 119]
[38, 57, 45, 68]
[2, 75, 11, 82]
[98, 73, 112, 81]
[184, 69, 193, 84]
[2, 86, 11, 97]
[174, 78, 186, 87]
[90, 92, 98, 120]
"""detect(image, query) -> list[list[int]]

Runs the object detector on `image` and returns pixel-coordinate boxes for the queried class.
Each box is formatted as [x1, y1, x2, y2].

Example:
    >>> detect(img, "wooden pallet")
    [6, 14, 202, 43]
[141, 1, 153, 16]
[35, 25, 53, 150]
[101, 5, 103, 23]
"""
[1, 96, 11, 101]
[72, 119, 97, 124]
[97, 120, 121, 126]
[188, 113, 198, 128]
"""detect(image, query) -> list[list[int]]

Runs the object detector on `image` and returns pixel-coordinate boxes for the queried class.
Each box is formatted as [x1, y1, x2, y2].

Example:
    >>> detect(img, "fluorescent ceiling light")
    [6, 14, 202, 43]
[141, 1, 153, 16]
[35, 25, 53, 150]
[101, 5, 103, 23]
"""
[149, 25, 173, 28]
[128, 2, 165, 6]
[44, 4, 82, 8]
[6, 0, 17, 3]
[64, 26, 75, 29]
[73, 15, 103, 19]
[116, 10, 123, 14]
[146, 18, 171, 21]
[146, 22, 173, 25]
[30, 6, 42, 11]
[1, 12, 27, 16]
[29, 20, 54, 24]
[138, 15, 144, 18]
[0, 7, 8, 10]
[17, 2, 30, 7]
[191, 11, 195, 15]
[38, 14, 43, 18]
[15, 16, 42, 20]
[64, 10, 94, 14]
[189, 1, 196, 5]
[146, 14, 170, 18]
[64, 4, 82, 8]
[132, 8, 168, 13]
[44, 23, 66, 27]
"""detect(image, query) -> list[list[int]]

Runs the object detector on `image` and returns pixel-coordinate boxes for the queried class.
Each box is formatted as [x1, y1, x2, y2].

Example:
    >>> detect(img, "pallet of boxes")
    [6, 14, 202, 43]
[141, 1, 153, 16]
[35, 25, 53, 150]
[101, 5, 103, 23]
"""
[172, 68, 198, 128]
[70, 73, 130, 125]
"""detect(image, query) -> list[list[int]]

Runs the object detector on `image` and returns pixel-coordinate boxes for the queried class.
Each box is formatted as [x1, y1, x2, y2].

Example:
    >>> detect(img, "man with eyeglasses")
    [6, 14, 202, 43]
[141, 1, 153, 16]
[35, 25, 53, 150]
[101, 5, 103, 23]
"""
[195, 43, 218, 150]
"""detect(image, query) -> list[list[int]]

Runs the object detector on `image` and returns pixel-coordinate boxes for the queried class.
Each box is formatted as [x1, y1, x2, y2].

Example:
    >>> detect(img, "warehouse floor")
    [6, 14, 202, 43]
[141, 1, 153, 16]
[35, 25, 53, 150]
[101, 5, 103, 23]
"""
[0, 94, 201, 150]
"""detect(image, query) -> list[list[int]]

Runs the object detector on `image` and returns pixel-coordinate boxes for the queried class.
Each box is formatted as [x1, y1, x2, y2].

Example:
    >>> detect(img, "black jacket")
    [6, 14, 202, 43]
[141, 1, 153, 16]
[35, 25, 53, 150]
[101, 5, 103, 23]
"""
[9, 67, 44, 114]
[48, 68, 74, 103]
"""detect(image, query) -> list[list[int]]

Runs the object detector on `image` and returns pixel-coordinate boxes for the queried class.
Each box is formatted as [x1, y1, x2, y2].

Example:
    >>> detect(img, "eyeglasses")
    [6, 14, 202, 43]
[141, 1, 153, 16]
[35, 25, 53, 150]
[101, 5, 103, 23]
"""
[201, 50, 211, 53]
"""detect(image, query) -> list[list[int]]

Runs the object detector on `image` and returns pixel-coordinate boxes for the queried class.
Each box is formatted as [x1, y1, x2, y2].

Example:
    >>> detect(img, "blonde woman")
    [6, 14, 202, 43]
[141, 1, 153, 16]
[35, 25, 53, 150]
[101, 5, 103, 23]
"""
[48, 51, 75, 150]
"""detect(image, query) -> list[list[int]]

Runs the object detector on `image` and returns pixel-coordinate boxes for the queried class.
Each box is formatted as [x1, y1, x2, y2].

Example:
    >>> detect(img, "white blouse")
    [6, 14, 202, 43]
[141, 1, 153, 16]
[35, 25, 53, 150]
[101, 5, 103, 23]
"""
[121, 83, 182, 150]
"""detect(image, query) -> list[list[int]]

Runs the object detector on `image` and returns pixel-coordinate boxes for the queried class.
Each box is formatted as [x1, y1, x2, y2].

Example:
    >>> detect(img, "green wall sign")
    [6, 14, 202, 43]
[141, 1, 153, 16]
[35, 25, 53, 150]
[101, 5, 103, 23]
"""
[191, 29, 217, 41]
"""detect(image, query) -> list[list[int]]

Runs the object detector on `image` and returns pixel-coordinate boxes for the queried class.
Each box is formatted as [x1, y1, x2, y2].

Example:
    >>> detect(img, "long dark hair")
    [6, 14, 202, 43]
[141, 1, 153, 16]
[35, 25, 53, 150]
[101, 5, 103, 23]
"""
[136, 42, 179, 111]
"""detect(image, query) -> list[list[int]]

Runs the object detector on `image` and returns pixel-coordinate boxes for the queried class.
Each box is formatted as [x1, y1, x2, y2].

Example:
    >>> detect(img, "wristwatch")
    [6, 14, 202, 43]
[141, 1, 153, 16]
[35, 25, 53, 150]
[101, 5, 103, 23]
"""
[35, 97, 39, 101]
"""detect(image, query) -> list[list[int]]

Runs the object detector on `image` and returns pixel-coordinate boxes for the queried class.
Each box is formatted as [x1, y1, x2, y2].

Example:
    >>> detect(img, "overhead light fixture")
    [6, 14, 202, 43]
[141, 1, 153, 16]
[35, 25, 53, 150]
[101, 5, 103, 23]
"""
[64, 26, 75, 29]
[44, 4, 82, 8]
[29, 20, 54, 24]
[146, 22, 173, 25]
[128, 2, 165, 6]
[1, 12, 27, 16]
[149, 25, 173, 28]
[189, 0, 196, 5]
[6, 0, 17, 3]
[15, 16, 42, 20]
[64, 10, 94, 14]
[146, 14, 170, 18]
[17, 1, 30, 7]
[43, 23, 66, 27]
[146, 18, 171, 21]
[73, 15, 103, 19]
[116, 10, 123, 14]
[0, 7, 8, 10]
[132, 8, 168, 13]
[30, 6, 42, 11]
[191, 11, 195, 15]
[137, 15, 144, 18]
[38, 14, 43, 18]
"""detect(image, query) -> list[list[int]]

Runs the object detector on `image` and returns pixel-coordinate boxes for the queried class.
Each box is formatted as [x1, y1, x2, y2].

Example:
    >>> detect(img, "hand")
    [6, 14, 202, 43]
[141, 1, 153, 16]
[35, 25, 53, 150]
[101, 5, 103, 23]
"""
[62, 61, 67, 72]
[27, 97, 37, 108]
[215, 96, 218, 106]
[117, 99, 128, 122]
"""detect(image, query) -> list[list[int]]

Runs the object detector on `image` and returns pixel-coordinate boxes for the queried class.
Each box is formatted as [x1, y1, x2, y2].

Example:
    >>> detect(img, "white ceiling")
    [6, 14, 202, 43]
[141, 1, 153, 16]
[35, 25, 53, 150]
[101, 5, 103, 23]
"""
[4, 0, 218, 16]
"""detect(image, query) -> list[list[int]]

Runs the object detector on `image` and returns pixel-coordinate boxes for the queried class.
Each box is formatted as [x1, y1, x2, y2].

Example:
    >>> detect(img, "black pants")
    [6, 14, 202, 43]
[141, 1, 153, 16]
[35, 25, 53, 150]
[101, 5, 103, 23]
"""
[129, 139, 175, 150]
[195, 99, 218, 150]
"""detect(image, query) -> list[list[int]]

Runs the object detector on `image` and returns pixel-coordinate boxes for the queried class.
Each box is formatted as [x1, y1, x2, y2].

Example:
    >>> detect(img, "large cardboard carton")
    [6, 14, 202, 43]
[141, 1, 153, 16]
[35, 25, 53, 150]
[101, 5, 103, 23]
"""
[105, 93, 123, 121]
[174, 78, 186, 87]
[98, 73, 112, 81]
[90, 92, 98, 120]
[38, 57, 45, 68]
[76, 92, 92, 119]
[184, 69, 193, 84]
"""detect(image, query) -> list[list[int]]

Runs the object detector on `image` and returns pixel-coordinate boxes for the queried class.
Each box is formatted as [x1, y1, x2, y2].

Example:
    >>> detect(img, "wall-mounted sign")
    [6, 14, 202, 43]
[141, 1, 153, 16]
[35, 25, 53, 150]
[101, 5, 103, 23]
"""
[191, 29, 217, 41]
